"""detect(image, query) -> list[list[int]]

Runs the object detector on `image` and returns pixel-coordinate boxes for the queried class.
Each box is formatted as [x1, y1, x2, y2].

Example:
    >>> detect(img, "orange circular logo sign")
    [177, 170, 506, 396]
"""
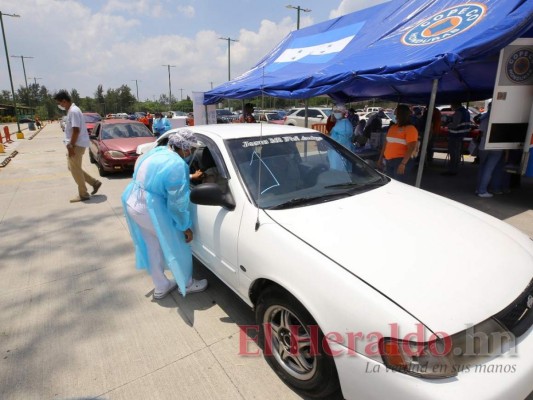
[402, 3, 487, 46]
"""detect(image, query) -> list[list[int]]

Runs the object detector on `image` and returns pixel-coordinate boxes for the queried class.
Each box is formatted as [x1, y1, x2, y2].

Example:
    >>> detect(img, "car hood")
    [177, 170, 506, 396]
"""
[267, 181, 533, 334]
[101, 137, 155, 153]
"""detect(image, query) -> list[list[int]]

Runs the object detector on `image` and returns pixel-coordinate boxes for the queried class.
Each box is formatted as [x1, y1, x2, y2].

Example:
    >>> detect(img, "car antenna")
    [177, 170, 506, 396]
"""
[255, 67, 266, 231]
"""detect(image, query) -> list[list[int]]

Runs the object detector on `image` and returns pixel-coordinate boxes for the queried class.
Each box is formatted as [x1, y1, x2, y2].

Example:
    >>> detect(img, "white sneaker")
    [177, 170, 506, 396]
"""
[477, 192, 493, 198]
[179, 279, 208, 295]
[153, 280, 177, 299]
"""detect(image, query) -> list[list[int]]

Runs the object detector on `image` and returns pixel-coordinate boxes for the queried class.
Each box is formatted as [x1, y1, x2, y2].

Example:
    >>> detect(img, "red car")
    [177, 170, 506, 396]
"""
[83, 112, 103, 135]
[88, 119, 155, 176]
[432, 111, 481, 154]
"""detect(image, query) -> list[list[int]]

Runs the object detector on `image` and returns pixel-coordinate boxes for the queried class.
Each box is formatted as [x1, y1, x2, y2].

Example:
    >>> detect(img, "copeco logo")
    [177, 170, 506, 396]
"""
[505, 48, 533, 84]
[402, 3, 487, 46]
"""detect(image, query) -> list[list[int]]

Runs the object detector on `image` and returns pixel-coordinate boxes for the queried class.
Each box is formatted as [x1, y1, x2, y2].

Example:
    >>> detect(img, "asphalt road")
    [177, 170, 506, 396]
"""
[0, 122, 531, 400]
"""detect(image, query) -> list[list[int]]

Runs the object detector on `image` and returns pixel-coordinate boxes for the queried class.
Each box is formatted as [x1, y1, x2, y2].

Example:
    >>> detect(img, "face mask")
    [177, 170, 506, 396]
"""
[183, 155, 191, 162]
[334, 112, 343, 119]
[57, 104, 66, 111]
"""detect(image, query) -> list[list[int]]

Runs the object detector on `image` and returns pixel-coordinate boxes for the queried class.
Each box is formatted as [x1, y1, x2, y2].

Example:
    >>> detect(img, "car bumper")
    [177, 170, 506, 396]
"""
[330, 324, 533, 400]
[101, 157, 137, 172]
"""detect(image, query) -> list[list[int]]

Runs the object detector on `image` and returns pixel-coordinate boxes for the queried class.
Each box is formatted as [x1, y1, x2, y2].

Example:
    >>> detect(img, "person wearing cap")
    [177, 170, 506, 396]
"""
[327, 105, 354, 170]
[152, 112, 171, 137]
[122, 128, 208, 299]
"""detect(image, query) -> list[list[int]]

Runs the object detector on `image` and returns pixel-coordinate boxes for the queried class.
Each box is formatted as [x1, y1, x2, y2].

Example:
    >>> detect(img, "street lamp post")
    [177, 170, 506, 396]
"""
[11, 55, 33, 98]
[0, 11, 22, 135]
[219, 37, 238, 81]
[131, 79, 140, 101]
[162, 64, 176, 111]
[286, 5, 311, 30]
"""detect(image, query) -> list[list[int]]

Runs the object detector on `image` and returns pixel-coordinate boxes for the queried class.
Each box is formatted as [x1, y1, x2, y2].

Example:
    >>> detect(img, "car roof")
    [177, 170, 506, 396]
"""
[189, 123, 318, 140]
[100, 118, 144, 124]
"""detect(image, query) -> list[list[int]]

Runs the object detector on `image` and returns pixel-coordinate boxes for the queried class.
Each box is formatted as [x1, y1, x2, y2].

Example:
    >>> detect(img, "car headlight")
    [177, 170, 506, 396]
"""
[379, 317, 516, 379]
[379, 337, 456, 379]
[104, 150, 126, 159]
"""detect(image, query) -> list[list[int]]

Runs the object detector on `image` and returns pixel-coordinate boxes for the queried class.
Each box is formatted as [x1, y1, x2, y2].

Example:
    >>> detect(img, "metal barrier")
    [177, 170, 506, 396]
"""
[2, 126, 13, 143]
[311, 123, 327, 134]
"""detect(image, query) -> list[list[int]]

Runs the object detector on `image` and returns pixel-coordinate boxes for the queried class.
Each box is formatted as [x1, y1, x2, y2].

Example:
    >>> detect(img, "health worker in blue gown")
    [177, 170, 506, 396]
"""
[122, 129, 208, 300]
[328, 105, 354, 170]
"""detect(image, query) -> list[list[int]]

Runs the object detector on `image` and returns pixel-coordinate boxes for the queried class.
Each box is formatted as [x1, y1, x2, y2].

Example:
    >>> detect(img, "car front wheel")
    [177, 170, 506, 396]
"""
[255, 287, 340, 398]
[97, 159, 109, 177]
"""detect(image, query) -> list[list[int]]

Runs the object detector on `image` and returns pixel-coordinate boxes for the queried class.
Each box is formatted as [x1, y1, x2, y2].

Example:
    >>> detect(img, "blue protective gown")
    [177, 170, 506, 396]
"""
[328, 118, 354, 170]
[152, 117, 171, 136]
[121, 146, 192, 295]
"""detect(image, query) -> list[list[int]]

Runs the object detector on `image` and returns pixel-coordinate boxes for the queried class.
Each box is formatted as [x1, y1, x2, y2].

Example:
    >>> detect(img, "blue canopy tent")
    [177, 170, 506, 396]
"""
[204, 0, 533, 186]
[204, 0, 533, 105]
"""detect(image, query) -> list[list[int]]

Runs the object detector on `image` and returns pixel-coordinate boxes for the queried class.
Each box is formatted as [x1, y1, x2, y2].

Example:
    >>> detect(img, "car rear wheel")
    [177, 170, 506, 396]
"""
[255, 287, 340, 398]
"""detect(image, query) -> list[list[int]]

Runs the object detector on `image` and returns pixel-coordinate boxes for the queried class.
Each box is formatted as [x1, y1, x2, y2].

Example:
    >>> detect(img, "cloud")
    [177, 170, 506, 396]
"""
[177, 5, 195, 18]
[0, 0, 355, 102]
[329, 0, 391, 19]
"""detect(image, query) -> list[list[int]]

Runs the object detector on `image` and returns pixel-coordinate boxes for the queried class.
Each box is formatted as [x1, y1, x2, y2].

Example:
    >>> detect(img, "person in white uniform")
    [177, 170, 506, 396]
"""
[122, 129, 208, 299]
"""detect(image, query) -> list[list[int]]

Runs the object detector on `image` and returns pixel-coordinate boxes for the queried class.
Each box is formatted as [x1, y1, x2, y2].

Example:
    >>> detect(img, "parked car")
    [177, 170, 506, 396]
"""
[283, 107, 332, 127]
[83, 112, 103, 135]
[88, 119, 155, 176]
[254, 111, 285, 124]
[432, 111, 481, 153]
[359, 111, 396, 127]
[216, 109, 239, 123]
[152, 123, 533, 400]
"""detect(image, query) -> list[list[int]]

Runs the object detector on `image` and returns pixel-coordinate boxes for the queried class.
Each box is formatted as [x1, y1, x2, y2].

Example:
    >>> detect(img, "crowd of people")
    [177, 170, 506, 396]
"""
[324, 102, 511, 194]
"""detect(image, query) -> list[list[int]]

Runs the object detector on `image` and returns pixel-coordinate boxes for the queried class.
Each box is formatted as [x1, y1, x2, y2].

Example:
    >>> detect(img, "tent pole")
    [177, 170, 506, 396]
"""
[304, 99, 309, 128]
[415, 79, 438, 188]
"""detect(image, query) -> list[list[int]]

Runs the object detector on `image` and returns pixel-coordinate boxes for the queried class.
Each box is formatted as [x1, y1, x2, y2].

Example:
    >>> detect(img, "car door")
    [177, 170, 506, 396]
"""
[89, 123, 101, 160]
[189, 137, 243, 290]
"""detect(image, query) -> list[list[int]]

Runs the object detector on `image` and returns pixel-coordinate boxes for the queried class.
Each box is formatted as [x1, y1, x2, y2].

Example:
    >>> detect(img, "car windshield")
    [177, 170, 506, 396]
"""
[227, 133, 388, 209]
[216, 109, 233, 116]
[84, 114, 102, 123]
[101, 123, 153, 140]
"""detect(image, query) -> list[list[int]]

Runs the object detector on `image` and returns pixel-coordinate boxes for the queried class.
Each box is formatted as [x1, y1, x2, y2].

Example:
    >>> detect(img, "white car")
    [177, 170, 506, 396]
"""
[136, 129, 180, 155]
[284, 107, 332, 127]
[359, 111, 396, 127]
[152, 124, 533, 399]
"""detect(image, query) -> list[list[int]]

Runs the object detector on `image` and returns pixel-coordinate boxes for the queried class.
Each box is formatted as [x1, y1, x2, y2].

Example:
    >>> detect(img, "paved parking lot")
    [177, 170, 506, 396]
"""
[0, 122, 531, 399]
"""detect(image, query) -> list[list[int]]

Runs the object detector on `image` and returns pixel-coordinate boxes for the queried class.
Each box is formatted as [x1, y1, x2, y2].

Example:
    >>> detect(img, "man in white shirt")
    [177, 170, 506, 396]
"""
[54, 90, 102, 202]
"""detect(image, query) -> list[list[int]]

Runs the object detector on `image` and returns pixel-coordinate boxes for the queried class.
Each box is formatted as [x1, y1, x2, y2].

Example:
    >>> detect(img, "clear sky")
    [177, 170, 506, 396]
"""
[0, 0, 388, 102]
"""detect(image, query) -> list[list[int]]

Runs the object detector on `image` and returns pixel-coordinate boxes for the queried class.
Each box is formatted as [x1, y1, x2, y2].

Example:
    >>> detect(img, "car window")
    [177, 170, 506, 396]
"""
[93, 124, 101, 138]
[227, 133, 387, 209]
[84, 114, 102, 123]
[188, 136, 230, 193]
[267, 113, 283, 121]
[307, 109, 321, 118]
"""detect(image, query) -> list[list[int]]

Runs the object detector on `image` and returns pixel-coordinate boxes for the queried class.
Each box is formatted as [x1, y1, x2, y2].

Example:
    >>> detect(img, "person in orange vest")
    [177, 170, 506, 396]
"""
[377, 104, 418, 182]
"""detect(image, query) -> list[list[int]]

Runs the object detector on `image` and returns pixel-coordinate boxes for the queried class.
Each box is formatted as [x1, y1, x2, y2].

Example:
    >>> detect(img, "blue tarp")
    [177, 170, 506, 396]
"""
[204, 0, 533, 105]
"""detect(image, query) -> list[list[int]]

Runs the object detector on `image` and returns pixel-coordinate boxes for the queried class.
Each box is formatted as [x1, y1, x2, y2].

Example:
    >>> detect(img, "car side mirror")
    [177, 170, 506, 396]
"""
[190, 183, 235, 211]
